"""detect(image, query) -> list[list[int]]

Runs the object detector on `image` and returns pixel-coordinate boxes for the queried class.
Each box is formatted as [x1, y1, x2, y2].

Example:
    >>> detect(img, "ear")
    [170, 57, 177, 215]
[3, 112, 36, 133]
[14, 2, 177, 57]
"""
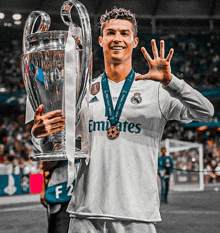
[98, 36, 103, 47]
[133, 37, 139, 48]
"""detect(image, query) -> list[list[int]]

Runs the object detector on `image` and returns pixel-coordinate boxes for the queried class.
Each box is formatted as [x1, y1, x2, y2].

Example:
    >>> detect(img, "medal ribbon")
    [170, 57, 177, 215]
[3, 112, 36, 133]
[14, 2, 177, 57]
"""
[101, 69, 135, 126]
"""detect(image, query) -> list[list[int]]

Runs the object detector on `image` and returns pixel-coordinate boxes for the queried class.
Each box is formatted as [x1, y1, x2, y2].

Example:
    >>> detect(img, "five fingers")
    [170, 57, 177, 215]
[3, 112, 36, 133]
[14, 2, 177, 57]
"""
[136, 39, 174, 82]
[141, 39, 174, 61]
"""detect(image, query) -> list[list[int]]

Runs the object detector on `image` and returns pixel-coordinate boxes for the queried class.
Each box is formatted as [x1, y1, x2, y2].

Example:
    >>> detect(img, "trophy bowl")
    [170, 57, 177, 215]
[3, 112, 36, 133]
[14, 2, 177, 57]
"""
[21, 0, 92, 161]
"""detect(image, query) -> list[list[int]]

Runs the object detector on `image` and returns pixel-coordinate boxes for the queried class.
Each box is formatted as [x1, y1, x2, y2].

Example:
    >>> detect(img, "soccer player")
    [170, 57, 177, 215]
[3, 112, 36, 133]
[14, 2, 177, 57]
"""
[158, 147, 174, 203]
[31, 7, 214, 233]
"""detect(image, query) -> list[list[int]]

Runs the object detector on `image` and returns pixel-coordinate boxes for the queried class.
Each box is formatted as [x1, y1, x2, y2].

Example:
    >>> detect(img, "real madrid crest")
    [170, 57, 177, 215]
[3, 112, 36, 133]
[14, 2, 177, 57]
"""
[131, 92, 142, 104]
[90, 82, 100, 95]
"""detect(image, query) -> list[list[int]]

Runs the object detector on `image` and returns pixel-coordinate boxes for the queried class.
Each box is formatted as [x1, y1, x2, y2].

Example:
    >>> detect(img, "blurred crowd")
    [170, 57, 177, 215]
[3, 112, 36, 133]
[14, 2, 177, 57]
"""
[0, 32, 220, 183]
[169, 140, 220, 184]
[0, 114, 40, 175]
[203, 137, 220, 183]
[0, 40, 24, 93]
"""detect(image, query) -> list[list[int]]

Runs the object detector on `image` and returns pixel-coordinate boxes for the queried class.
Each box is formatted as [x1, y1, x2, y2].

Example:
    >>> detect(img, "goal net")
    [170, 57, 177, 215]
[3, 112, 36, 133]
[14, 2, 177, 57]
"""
[160, 138, 204, 191]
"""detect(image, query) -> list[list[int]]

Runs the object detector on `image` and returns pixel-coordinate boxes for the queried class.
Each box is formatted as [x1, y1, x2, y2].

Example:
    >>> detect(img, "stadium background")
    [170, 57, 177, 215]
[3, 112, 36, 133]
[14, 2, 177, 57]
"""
[0, 0, 220, 232]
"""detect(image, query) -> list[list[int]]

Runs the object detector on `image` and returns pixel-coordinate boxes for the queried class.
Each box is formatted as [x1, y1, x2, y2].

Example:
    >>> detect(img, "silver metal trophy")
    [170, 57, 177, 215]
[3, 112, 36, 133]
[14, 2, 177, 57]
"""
[21, 0, 92, 161]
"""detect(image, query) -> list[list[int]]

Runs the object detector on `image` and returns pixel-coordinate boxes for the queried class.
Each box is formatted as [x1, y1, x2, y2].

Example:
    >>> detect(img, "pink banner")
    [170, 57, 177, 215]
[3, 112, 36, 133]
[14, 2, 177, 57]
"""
[29, 173, 43, 194]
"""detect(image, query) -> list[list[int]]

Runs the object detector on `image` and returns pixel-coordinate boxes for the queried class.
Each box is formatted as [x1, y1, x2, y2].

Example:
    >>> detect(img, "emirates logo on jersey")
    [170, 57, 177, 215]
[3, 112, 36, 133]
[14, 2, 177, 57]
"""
[131, 93, 142, 104]
[89, 120, 142, 134]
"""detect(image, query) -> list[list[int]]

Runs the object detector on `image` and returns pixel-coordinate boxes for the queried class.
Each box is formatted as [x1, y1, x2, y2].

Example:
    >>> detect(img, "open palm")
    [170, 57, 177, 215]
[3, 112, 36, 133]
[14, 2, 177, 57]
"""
[135, 39, 174, 86]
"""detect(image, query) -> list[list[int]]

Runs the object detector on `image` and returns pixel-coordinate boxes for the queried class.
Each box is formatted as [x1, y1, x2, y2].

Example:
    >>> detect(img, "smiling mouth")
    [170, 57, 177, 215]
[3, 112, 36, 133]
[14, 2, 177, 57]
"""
[110, 46, 125, 50]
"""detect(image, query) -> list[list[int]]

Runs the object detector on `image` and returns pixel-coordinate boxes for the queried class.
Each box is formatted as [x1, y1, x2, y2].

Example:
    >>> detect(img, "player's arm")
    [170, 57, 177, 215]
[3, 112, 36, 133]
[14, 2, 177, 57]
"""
[159, 76, 214, 122]
[135, 39, 214, 122]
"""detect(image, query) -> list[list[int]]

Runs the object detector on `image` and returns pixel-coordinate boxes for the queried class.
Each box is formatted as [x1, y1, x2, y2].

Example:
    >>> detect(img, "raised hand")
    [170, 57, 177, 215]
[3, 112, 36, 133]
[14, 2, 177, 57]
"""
[135, 39, 174, 86]
[32, 104, 65, 138]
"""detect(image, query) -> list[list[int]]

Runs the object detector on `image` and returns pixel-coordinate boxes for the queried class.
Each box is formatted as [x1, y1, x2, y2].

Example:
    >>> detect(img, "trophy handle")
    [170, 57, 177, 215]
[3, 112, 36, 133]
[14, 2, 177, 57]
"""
[23, 11, 51, 54]
[61, 0, 92, 111]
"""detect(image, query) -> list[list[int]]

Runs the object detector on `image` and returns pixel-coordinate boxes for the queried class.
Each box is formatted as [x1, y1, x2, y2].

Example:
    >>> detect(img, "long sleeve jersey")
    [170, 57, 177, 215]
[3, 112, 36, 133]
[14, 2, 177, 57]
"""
[66, 73, 214, 222]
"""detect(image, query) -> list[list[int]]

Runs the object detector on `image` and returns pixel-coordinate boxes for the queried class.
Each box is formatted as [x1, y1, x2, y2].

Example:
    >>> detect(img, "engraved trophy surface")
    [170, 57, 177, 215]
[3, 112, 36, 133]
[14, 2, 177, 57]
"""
[21, 0, 92, 161]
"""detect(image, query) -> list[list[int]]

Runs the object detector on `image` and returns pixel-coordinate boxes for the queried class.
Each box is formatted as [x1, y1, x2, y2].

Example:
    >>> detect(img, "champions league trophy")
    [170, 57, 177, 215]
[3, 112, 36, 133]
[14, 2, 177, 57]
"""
[21, 0, 92, 162]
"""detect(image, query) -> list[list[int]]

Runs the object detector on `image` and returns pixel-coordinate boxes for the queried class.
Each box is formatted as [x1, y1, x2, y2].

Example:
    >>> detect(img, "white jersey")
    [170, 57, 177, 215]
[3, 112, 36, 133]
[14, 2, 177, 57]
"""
[67, 72, 213, 222]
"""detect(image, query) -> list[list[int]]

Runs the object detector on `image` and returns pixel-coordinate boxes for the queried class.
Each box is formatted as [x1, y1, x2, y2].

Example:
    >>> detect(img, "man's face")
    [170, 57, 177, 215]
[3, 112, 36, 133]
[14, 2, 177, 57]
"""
[99, 19, 139, 64]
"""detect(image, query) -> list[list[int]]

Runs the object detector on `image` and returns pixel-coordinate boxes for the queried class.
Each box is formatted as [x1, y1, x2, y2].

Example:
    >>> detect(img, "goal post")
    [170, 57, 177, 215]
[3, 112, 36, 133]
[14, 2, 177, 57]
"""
[160, 138, 204, 191]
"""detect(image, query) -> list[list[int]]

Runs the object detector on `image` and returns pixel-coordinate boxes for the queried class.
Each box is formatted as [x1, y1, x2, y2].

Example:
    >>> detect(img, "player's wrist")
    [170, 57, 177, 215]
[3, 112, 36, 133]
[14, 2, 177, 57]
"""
[162, 74, 172, 86]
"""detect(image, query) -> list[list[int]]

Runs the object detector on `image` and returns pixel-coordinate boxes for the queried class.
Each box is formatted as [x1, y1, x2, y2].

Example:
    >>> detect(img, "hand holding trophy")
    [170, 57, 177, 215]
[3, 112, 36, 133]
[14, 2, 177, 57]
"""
[21, 0, 92, 163]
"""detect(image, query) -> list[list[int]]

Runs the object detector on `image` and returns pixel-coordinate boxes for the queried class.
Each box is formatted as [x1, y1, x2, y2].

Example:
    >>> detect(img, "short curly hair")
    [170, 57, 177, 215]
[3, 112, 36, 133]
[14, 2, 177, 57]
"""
[99, 7, 138, 37]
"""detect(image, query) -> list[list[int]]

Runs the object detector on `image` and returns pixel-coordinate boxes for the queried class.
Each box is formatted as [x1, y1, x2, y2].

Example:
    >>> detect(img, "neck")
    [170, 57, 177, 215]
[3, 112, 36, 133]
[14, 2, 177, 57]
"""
[104, 60, 132, 83]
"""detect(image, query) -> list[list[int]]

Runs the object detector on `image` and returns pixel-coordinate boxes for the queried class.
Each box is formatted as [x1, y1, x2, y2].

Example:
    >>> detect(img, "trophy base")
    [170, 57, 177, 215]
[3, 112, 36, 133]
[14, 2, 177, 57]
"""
[31, 151, 88, 161]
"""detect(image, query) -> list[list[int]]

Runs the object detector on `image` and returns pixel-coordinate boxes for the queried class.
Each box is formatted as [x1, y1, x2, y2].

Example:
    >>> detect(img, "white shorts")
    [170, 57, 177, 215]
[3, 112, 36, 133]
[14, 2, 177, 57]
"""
[68, 217, 157, 233]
